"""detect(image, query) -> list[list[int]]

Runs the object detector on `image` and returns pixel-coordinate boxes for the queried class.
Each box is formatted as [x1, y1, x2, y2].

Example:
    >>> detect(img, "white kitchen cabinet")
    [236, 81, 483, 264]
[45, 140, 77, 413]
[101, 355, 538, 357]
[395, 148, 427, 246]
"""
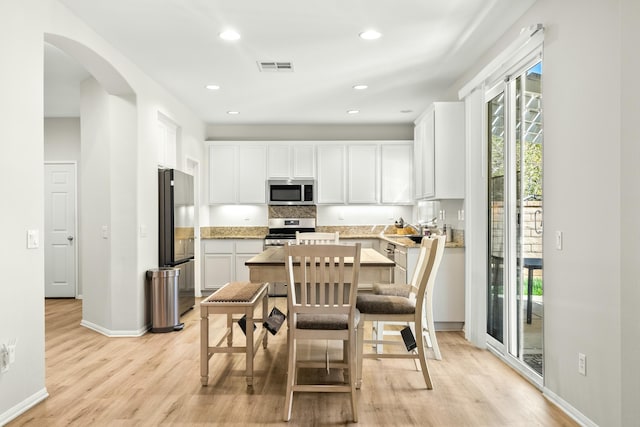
[317, 144, 346, 204]
[433, 247, 465, 327]
[157, 115, 177, 169]
[267, 144, 289, 178]
[238, 145, 267, 203]
[267, 143, 315, 179]
[318, 141, 412, 205]
[381, 143, 413, 204]
[202, 239, 263, 290]
[292, 144, 315, 178]
[340, 238, 376, 249]
[348, 145, 378, 204]
[414, 102, 465, 200]
[202, 240, 234, 290]
[208, 143, 266, 204]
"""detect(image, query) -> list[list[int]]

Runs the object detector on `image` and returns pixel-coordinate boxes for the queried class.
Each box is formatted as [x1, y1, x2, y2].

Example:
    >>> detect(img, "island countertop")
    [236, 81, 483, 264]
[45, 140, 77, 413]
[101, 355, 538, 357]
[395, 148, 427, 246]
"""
[245, 246, 394, 267]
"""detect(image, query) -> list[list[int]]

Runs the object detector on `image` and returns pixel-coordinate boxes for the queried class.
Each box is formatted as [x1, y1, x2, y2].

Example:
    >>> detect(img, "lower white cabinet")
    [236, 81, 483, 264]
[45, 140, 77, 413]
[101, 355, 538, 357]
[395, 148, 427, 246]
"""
[432, 248, 465, 326]
[202, 239, 263, 291]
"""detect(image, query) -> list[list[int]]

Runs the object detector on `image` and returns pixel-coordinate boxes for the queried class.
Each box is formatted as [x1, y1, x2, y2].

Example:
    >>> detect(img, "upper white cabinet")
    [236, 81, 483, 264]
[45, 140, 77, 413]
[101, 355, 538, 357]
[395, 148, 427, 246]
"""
[414, 102, 465, 200]
[157, 114, 177, 169]
[208, 140, 413, 205]
[317, 141, 413, 205]
[348, 145, 378, 204]
[317, 144, 346, 204]
[381, 144, 413, 204]
[267, 143, 315, 178]
[209, 143, 267, 204]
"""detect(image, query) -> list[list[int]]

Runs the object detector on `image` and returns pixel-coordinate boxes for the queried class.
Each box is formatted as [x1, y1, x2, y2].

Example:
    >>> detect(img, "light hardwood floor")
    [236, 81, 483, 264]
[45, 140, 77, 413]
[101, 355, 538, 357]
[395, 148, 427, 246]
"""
[10, 298, 578, 426]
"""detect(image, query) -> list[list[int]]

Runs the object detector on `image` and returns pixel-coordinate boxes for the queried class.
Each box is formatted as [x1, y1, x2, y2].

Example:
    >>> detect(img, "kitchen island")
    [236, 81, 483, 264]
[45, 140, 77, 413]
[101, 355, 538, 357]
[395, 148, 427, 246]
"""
[245, 246, 394, 287]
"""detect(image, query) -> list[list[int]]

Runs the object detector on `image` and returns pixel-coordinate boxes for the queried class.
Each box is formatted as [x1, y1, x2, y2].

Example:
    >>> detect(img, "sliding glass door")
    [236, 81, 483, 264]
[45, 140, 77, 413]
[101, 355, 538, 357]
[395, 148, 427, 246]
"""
[487, 59, 543, 379]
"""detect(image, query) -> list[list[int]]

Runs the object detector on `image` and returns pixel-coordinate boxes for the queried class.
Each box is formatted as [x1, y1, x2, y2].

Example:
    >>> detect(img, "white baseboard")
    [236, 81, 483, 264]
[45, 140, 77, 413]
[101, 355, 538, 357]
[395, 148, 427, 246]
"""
[543, 387, 597, 427]
[80, 319, 149, 337]
[0, 387, 48, 426]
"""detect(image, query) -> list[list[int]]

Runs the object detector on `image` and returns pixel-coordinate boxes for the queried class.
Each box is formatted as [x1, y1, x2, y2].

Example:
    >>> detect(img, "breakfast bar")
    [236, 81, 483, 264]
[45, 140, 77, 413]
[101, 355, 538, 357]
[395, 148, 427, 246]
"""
[245, 246, 395, 287]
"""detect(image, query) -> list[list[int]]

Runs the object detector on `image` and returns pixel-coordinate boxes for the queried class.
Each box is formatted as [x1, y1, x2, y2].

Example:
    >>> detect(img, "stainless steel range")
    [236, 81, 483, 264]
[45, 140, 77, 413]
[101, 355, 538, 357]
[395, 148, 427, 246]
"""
[264, 217, 316, 296]
[264, 218, 316, 247]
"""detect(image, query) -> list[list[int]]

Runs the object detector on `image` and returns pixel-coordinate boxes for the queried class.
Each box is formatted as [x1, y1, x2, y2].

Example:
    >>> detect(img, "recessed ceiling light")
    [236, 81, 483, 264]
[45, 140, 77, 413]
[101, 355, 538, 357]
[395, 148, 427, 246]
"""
[227, 111, 240, 115]
[347, 110, 360, 115]
[359, 30, 381, 40]
[205, 84, 220, 90]
[353, 84, 368, 90]
[219, 30, 240, 41]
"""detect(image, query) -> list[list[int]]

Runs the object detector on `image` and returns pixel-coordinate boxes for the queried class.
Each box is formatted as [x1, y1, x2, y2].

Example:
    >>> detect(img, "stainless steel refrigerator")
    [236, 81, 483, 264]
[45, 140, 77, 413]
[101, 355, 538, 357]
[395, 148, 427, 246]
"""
[158, 168, 195, 315]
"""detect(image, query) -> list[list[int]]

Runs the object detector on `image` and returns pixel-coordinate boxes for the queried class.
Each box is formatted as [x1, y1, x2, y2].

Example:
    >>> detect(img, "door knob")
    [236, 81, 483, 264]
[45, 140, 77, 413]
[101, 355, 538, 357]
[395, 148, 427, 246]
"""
[67, 236, 74, 241]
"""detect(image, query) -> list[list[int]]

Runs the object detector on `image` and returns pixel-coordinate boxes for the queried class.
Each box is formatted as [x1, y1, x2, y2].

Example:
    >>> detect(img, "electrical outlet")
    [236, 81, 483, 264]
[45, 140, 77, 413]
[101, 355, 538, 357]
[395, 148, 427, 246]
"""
[578, 352, 586, 376]
[0, 345, 9, 373]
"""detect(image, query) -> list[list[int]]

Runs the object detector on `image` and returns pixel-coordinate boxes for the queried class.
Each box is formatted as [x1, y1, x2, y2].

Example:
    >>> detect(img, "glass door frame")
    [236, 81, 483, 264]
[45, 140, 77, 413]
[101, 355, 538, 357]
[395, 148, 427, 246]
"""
[485, 51, 544, 386]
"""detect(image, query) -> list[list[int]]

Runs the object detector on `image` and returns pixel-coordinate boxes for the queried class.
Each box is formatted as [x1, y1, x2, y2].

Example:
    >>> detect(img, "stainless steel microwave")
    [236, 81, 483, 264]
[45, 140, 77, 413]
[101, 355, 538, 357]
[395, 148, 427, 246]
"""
[267, 179, 315, 205]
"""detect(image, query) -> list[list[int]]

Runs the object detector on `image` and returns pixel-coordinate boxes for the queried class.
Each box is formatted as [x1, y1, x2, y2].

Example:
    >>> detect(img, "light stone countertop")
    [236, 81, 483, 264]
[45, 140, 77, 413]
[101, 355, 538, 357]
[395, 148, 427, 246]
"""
[200, 225, 464, 248]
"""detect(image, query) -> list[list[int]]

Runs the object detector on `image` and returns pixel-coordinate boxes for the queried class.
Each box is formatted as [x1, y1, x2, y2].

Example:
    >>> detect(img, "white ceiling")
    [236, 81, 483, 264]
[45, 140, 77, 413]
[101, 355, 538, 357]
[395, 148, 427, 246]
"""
[45, 0, 535, 124]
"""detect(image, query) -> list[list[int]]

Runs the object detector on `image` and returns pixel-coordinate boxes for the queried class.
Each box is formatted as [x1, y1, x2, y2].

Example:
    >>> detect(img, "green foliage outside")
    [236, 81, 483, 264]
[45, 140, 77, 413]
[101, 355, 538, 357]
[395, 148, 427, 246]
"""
[524, 278, 543, 296]
[491, 136, 542, 199]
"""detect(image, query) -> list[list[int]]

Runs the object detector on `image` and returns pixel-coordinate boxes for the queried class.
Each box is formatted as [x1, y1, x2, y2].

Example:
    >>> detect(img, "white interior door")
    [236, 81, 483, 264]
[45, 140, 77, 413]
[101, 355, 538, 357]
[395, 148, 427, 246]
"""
[45, 163, 77, 298]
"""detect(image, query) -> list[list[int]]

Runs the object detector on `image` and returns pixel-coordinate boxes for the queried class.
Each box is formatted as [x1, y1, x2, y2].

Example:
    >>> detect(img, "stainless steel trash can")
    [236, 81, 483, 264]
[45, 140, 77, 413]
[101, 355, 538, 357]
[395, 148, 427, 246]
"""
[146, 267, 184, 332]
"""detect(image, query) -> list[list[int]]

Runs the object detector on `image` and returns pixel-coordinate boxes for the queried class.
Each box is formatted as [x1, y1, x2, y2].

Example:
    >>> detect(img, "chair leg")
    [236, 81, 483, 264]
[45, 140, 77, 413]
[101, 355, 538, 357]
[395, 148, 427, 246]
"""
[424, 304, 441, 360]
[284, 335, 296, 421]
[356, 317, 364, 389]
[415, 315, 433, 389]
[349, 329, 358, 422]
[200, 312, 209, 386]
[226, 313, 233, 346]
[409, 322, 420, 371]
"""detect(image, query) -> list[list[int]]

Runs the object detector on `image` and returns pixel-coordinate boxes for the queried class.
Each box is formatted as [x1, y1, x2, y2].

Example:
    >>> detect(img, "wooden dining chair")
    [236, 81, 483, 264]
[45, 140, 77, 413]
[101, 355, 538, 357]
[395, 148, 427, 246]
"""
[356, 236, 445, 390]
[283, 243, 361, 422]
[295, 231, 340, 244]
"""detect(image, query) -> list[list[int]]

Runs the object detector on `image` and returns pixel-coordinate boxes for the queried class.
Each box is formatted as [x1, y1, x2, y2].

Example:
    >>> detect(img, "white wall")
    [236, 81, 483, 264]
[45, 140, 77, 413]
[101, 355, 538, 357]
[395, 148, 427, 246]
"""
[317, 205, 413, 226]
[619, 2, 640, 426]
[78, 77, 111, 330]
[206, 124, 413, 141]
[0, 0, 48, 421]
[44, 1, 206, 335]
[44, 117, 80, 161]
[452, 0, 633, 425]
[1, 1, 206, 422]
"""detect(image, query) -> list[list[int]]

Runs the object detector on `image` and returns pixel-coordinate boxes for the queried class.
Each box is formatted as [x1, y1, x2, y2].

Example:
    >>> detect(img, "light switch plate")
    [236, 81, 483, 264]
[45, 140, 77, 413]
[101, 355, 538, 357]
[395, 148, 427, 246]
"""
[555, 231, 563, 250]
[27, 229, 39, 249]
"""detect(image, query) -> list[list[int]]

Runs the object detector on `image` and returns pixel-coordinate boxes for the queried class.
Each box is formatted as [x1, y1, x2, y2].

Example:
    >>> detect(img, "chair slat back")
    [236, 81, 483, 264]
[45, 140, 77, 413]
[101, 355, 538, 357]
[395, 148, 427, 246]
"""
[413, 236, 446, 310]
[285, 243, 361, 317]
[295, 231, 340, 245]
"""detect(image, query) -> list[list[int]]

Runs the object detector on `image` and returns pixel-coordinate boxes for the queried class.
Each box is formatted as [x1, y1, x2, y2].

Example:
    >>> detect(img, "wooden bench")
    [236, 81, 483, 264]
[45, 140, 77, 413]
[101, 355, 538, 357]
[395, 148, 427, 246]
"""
[200, 281, 269, 387]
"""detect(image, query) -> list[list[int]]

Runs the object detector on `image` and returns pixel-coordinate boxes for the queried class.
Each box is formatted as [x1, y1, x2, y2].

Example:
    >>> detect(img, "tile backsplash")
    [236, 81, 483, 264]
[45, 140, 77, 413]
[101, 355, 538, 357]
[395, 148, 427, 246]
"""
[268, 205, 317, 218]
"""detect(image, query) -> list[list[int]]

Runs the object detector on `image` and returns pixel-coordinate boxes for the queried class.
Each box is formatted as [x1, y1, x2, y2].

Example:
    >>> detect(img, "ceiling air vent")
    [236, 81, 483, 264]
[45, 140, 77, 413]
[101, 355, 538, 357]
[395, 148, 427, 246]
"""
[257, 61, 294, 72]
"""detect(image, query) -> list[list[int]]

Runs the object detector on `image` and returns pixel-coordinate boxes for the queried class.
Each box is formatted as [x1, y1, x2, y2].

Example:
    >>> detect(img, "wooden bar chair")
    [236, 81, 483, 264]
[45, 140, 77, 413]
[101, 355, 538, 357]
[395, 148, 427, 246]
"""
[200, 281, 269, 387]
[356, 236, 445, 389]
[283, 243, 361, 422]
